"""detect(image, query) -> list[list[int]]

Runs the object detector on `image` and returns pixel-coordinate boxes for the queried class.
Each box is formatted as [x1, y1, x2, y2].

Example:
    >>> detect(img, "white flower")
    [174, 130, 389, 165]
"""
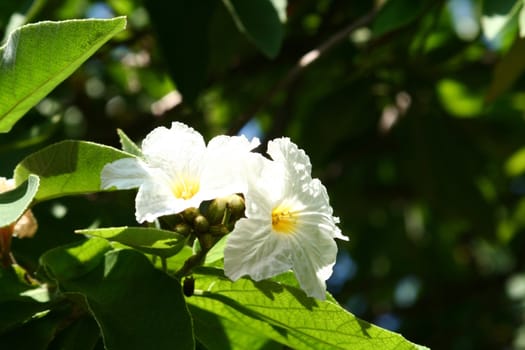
[101, 122, 260, 223]
[224, 138, 348, 300]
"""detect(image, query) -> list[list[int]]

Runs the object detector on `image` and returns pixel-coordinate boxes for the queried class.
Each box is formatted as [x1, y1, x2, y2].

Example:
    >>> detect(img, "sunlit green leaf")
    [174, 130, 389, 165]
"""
[0, 174, 38, 227]
[14, 141, 134, 202]
[188, 268, 426, 349]
[0, 17, 126, 133]
[117, 129, 142, 157]
[204, 235, 227, 265]
[190, 304, 281, 350]
[41, 238, 112, 281]
[76, 226, 186, 258]
[222, 0, 284, 58]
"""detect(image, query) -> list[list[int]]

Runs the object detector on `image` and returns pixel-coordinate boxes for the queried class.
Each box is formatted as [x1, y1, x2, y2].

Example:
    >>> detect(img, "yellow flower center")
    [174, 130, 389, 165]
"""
[172, 177, 200, 200]
[271, 205, 298, 234]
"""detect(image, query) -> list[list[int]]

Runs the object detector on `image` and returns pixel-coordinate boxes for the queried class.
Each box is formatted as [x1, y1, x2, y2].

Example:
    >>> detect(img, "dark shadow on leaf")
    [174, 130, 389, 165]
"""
[251, 279, 318, 310]
[199, 292, 290, 340]
[21, 141, 78, 177]
[356, 318, 373, 338]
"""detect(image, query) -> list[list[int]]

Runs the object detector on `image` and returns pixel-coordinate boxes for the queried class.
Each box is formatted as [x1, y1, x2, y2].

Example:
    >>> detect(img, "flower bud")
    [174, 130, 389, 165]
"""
[206, 198, 228, 224]
[227, 194, 245, 220]
[182, 207, 199, 223]
[174, 223, 191, 236]
[194, 215, 210, 233]
[209, 224, 231, 236]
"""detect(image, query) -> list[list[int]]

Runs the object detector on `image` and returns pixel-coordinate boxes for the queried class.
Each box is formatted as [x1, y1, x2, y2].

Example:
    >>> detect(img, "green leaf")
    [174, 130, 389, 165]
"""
[372, 0, 427, 37]
[0, 17, 127, 133]
[50, 249, 195, 350]
[117, 129, 142, 157]
[0, 310, 63, 350]
[76, 226, 187, 258]
[204, 235, 227, 265]
[188, 268, 425, 350]
[481, 0, 520, 40]
[486, 37, 525, 102]
[48, 316, 100, 350]
[222, 0, 284, 58]
[41, 238, 112, 281]
[0, 267, 51, 334]
[13, 140, 134, 202]
[143, 0, 216, 101]
[0, 174, 39, 227]
[189, 304, 281, 350]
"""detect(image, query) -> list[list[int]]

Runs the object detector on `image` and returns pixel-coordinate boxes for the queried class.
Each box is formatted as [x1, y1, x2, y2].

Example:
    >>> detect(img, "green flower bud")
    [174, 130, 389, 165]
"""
[227, 194, 245, 220]
[194, 215, 210, 233]
[174, 223, 191, 236]
[206, 198, 228, 224]
[209, 224, 231, 236]
[182, 207, 199, 223]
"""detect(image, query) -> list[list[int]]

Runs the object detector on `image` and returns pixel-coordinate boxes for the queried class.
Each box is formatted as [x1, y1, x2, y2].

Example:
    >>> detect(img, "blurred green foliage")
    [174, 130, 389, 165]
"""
[4, 0, 525, 348]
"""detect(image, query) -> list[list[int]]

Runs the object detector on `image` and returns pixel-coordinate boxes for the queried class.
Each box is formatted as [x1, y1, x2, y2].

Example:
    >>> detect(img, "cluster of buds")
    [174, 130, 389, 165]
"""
[169, 194, 245, 253]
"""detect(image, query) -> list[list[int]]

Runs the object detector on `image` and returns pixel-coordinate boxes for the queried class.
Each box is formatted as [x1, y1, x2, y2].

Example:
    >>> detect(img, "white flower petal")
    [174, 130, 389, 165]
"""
[100, 158, 149, 190]
[141, 122, 206, 169]
[291, 223, 338, 300]
[201, 135, 261, 197]
[224, 217, 292, 281]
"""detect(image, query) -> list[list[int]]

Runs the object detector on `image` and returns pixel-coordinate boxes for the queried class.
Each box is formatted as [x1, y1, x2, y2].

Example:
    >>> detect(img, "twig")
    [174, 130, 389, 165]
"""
[228, 9, 378, 136]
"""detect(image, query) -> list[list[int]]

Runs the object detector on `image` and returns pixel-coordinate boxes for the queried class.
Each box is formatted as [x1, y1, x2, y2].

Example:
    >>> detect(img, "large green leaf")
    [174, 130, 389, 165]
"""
[222, 0, 284, 58]
[0, 17, 126, 133]
[14, 141, 134, 202]
[48, 316, 100, 350]
[188, 268, 426, 350]
[42, 244, 195, 350]
[0, 174, 38, 227]
[189, 304, 281, 350]
[41, 237, 112, 281]
[76, 226, 187, 258]
[143, 0, 216, 102]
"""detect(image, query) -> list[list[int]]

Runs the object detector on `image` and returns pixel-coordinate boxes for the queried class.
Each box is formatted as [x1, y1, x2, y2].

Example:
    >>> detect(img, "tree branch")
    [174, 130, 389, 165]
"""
[228, 9, 378, 136]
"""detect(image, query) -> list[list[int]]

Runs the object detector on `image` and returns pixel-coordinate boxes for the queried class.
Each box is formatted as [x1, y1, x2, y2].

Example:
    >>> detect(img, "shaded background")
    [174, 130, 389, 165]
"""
[2, 0, 525, 348]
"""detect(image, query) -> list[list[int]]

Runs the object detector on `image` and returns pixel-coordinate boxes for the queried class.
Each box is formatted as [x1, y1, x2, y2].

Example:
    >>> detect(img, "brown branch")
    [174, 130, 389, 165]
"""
[228, 9, 378, 136]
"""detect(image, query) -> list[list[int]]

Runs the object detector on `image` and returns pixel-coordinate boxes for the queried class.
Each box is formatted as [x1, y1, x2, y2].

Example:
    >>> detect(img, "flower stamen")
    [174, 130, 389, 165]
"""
[172, 177, 200, 200]
[271, 205, 297, 234]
